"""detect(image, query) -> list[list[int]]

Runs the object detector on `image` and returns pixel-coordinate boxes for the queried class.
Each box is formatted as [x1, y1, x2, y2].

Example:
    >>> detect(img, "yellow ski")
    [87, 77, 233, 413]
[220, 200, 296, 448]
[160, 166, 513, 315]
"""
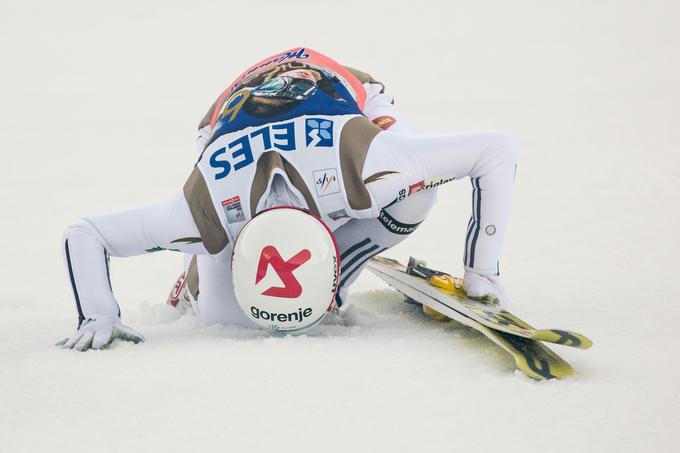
[367, 256, 590, 380]
[368, 256, 593, 349]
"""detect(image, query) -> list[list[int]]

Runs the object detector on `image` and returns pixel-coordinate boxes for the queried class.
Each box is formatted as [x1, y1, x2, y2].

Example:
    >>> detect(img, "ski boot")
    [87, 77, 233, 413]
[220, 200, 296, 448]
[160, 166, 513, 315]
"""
[405, 257, 464, 322]
[166, 271, 194, 312]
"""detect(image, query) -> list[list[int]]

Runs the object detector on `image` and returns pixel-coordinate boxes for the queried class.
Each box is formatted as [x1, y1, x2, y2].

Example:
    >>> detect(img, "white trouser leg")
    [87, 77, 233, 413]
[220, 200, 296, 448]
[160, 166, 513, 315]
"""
[331, 84, 438, 306]
[194, 253, 255, 327]
[333, 189, 437, 307]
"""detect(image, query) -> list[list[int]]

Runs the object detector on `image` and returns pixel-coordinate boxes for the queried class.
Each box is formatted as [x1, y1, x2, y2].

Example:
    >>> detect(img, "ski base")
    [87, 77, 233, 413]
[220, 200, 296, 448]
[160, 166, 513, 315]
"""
[475, 324, 574, 380]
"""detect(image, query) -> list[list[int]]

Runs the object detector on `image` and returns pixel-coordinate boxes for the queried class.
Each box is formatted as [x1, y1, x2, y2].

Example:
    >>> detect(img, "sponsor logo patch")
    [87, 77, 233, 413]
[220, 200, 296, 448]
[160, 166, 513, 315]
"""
[236, 48, 311, 86]
[313, 168, 340, 196]
[372, 116, 396, 130]
[327, 208, 350, 220]
[221, 196, 246, 224]
[305, 118, 334, 147]
[408, 174, 456, 196]
[378, 210, 421, 235]
[256, 245, 311, 298]
[330, 255, 338, 298]
[209, 121, 295, 180]
[408, 180, 424, 195]
[250, 306, 313, 322]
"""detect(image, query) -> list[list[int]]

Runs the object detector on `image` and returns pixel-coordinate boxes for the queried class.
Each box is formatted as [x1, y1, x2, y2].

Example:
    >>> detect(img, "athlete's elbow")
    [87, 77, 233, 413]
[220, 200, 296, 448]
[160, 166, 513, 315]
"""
[62, 218, 103, 249]
[488, 131, 518, 165]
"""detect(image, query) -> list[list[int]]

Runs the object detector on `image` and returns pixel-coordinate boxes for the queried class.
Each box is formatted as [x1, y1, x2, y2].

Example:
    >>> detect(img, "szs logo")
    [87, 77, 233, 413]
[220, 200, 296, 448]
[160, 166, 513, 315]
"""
[256, 245, 311, 298]
[313, 168, 340, 196]
[305, 118, 333, 147]
[221, 196, 245, 224]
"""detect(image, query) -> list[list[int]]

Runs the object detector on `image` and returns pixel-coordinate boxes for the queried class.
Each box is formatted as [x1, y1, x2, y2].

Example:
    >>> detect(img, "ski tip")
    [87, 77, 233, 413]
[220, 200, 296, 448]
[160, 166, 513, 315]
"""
[533, 329, 593, 349]
[522, 361, 574, 380]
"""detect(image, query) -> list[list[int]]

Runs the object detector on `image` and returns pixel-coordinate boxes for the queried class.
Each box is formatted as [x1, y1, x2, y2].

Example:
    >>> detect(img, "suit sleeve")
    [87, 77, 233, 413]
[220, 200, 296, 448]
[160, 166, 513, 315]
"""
[62, 191, 210, 327]
[361, 130, 518, 275]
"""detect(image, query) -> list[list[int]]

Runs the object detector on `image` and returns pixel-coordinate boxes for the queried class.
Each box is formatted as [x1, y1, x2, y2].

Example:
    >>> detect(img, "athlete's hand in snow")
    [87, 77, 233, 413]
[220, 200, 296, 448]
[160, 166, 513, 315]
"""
[463, 270, 508, 307]
[57, 315, 144, 351]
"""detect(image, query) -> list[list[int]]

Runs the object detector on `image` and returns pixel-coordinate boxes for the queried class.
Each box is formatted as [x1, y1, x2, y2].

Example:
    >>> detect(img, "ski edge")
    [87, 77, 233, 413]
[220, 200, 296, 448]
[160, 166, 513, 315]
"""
[368, 257, 593, 350]
[366, 260, 574, 380]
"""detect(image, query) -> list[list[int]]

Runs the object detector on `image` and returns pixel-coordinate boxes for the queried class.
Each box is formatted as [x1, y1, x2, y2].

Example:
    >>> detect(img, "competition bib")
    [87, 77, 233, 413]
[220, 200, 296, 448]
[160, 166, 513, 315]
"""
[194, 48, 368, 243]
[197, 113, 362, 244]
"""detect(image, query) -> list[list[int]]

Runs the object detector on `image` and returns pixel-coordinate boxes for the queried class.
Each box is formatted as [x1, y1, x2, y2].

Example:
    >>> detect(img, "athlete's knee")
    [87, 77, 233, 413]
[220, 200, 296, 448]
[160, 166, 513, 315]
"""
[385, 188, 437, 224]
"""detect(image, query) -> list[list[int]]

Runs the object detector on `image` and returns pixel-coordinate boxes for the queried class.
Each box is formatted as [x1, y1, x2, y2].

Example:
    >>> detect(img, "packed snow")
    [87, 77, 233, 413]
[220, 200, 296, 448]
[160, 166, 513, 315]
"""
[2, 1, 679, 452]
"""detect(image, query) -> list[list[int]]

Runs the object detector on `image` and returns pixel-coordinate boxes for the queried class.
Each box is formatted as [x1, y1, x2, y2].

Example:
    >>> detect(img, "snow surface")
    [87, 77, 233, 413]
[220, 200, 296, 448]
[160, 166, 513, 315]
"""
[2, 1, 679, 452]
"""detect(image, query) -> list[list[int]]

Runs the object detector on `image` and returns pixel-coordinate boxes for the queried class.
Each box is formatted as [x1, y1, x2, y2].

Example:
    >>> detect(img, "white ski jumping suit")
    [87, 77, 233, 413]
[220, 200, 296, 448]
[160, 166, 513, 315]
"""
[62, 47, 518, 338]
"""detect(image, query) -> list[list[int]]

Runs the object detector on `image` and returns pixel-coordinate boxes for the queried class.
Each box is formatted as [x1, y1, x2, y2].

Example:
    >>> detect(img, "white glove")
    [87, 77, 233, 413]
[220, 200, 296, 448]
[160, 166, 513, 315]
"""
[463, 270, 508, 308]
[58, 315, 144, 352]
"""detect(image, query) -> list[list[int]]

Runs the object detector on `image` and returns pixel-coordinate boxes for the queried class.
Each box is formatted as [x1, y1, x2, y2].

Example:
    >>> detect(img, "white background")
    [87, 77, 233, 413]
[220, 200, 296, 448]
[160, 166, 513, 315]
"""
[1, 0, 679, 452]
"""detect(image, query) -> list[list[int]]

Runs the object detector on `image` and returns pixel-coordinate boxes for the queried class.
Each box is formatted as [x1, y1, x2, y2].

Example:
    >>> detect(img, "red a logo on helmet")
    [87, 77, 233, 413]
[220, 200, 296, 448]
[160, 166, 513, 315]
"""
[255, 246, 311, 298]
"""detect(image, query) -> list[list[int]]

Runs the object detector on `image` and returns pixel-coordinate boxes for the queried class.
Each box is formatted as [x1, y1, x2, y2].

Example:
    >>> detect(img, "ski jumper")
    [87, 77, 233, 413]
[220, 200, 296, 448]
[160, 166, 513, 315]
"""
[62, 47, 517, 328]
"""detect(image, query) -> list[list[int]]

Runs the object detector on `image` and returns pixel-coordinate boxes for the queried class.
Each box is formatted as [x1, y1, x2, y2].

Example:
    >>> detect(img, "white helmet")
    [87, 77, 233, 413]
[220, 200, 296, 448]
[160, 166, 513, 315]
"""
[232, 207, 339, 334]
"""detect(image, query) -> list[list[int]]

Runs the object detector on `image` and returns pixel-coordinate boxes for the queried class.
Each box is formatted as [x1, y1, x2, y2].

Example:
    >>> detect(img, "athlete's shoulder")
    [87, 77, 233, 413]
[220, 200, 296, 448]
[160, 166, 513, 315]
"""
[342, 66, 385, 93]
